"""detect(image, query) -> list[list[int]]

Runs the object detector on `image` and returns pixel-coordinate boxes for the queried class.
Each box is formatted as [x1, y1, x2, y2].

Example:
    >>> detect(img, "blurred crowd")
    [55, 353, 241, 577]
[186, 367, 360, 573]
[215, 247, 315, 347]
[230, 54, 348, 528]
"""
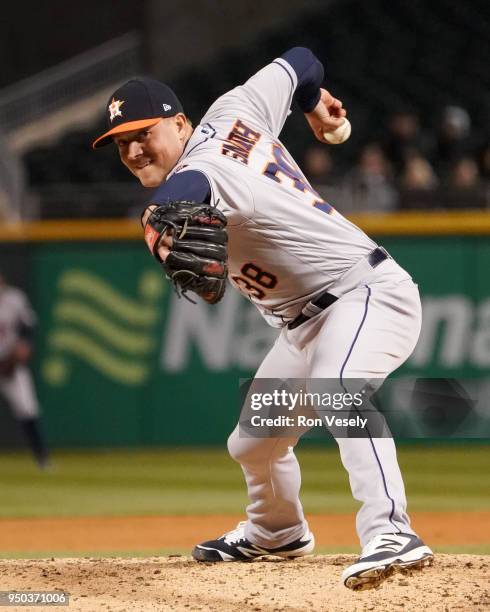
[0, 0, 488, 221]
[303, 106, 490, 214]
[0, 104, 488, 222]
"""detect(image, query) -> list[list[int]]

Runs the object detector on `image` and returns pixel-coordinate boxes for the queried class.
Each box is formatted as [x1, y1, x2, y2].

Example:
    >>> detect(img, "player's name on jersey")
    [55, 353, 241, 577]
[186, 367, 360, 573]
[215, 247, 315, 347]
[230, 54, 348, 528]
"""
[249, 414, 368, 429]
[221, 119, 261, 164]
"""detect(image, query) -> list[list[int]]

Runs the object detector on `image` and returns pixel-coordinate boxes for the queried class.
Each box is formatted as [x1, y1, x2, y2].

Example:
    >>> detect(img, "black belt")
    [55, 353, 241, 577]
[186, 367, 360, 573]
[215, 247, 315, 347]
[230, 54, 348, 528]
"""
[288, 247, 390, 330]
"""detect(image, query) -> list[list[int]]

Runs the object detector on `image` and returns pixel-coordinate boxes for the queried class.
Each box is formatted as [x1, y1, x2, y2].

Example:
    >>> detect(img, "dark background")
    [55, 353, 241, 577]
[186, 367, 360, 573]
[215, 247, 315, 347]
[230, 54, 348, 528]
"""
[0, 1, 143, 88]
[0, 1, 489, 218]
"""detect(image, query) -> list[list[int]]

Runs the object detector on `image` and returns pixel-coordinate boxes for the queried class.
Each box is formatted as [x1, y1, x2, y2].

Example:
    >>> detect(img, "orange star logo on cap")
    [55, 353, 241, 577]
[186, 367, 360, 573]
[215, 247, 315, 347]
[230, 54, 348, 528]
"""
[108, 98, 124, 122]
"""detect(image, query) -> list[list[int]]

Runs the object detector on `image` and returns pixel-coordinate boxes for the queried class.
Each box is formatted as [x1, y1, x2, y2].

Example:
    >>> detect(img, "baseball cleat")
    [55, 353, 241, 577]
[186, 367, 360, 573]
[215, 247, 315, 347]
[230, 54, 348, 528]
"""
[192, 521, 315, 562]
[342, 533, 433, 590]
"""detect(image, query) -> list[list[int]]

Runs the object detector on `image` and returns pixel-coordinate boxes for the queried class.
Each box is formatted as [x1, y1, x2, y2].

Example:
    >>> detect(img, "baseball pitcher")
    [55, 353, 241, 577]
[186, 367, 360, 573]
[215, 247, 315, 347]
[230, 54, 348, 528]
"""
[93, 47, 433, 589]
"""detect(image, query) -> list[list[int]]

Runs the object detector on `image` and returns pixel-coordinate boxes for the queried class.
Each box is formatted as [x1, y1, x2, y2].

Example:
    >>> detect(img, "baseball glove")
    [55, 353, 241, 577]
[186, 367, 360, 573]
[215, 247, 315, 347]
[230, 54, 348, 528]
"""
[143, 201, 228, 304]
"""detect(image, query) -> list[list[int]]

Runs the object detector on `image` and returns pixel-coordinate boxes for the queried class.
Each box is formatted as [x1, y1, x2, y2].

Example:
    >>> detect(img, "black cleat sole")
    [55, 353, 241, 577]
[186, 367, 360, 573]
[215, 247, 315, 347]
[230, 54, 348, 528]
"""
[192, 546, 229, 562]
[345, 554, 434, 591]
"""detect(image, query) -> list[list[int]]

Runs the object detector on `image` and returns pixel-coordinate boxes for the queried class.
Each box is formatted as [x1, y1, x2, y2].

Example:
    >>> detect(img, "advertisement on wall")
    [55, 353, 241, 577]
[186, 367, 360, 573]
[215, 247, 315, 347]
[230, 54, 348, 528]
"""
[17, 236, 490, 446]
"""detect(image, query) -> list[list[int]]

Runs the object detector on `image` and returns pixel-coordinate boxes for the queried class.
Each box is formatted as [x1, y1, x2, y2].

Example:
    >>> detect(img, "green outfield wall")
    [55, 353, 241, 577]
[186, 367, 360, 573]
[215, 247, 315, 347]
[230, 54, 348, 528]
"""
[1, 214, 489, 446]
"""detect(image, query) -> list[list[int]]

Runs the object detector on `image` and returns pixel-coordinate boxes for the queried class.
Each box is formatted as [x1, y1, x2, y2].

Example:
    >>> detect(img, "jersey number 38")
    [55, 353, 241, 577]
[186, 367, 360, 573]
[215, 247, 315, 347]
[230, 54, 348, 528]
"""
[231, 263, 277, 300]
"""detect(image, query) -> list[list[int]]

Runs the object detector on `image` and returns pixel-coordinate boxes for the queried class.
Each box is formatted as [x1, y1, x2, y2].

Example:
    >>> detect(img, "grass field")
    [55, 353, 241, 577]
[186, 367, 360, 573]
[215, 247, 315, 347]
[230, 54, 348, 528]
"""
[0, 443, 488, 518]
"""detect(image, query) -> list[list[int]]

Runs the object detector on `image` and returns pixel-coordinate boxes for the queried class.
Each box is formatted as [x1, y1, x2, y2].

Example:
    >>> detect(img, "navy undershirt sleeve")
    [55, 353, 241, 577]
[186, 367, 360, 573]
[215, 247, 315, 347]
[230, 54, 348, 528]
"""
[280, 47, 324, 113]
[151, 169, 211, 205]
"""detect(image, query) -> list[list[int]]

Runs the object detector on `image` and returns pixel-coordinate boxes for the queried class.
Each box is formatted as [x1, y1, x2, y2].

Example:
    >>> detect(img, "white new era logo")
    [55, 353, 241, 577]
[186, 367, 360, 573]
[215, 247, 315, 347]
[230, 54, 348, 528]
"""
[162, 104, 172, 111]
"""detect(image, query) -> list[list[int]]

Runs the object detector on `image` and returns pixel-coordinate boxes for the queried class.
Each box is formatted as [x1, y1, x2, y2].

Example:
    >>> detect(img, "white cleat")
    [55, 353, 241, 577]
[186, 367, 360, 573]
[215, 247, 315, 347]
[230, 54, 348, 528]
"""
[342, 533, 434, 590]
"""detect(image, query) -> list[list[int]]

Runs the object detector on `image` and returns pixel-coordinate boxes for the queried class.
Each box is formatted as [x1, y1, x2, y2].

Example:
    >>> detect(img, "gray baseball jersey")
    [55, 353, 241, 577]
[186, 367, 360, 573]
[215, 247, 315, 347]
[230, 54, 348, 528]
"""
[166, 58, 378, 326]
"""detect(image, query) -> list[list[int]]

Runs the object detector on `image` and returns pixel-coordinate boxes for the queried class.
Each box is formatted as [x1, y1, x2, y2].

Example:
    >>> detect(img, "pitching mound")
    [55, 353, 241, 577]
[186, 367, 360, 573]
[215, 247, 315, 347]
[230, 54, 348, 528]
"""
[0, 554, 488, 611]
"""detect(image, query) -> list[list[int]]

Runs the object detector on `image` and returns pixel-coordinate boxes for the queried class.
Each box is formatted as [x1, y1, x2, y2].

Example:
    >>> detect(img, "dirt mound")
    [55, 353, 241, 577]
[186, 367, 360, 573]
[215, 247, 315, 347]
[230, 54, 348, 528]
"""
[0, 554, 488, 611]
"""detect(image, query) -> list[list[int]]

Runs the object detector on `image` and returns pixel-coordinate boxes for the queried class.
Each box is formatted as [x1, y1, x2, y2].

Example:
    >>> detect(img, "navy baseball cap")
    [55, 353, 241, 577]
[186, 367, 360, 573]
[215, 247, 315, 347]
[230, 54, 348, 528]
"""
[92, 77, 184, 148]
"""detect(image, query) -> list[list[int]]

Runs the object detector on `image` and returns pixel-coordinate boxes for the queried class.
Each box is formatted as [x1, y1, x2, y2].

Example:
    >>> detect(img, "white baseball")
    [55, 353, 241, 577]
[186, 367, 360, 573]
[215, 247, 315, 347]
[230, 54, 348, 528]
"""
[323, 118, 351, 144]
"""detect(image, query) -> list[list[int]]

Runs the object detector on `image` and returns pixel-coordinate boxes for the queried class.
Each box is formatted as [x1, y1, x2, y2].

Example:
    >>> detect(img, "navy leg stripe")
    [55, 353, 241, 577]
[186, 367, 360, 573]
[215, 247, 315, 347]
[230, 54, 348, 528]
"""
[339, 285, 399, 533]
[339, 286, 371, 385]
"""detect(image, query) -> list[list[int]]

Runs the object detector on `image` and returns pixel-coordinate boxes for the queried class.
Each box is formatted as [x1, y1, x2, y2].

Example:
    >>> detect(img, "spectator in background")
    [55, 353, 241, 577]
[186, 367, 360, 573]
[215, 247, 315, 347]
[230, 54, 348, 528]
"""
[449, 157, 480, 189]
[303, 145, 335, 184]
[382, 109, 433, 176]
[443, 156, 488, 208]
[435, 106, 475, 176]
[0, 273, 50, 469]
[399, 153, 439, 209]
[302, 145, 339, 203]
[338, 143, 398, 214]
[401, 154, 439, 190]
